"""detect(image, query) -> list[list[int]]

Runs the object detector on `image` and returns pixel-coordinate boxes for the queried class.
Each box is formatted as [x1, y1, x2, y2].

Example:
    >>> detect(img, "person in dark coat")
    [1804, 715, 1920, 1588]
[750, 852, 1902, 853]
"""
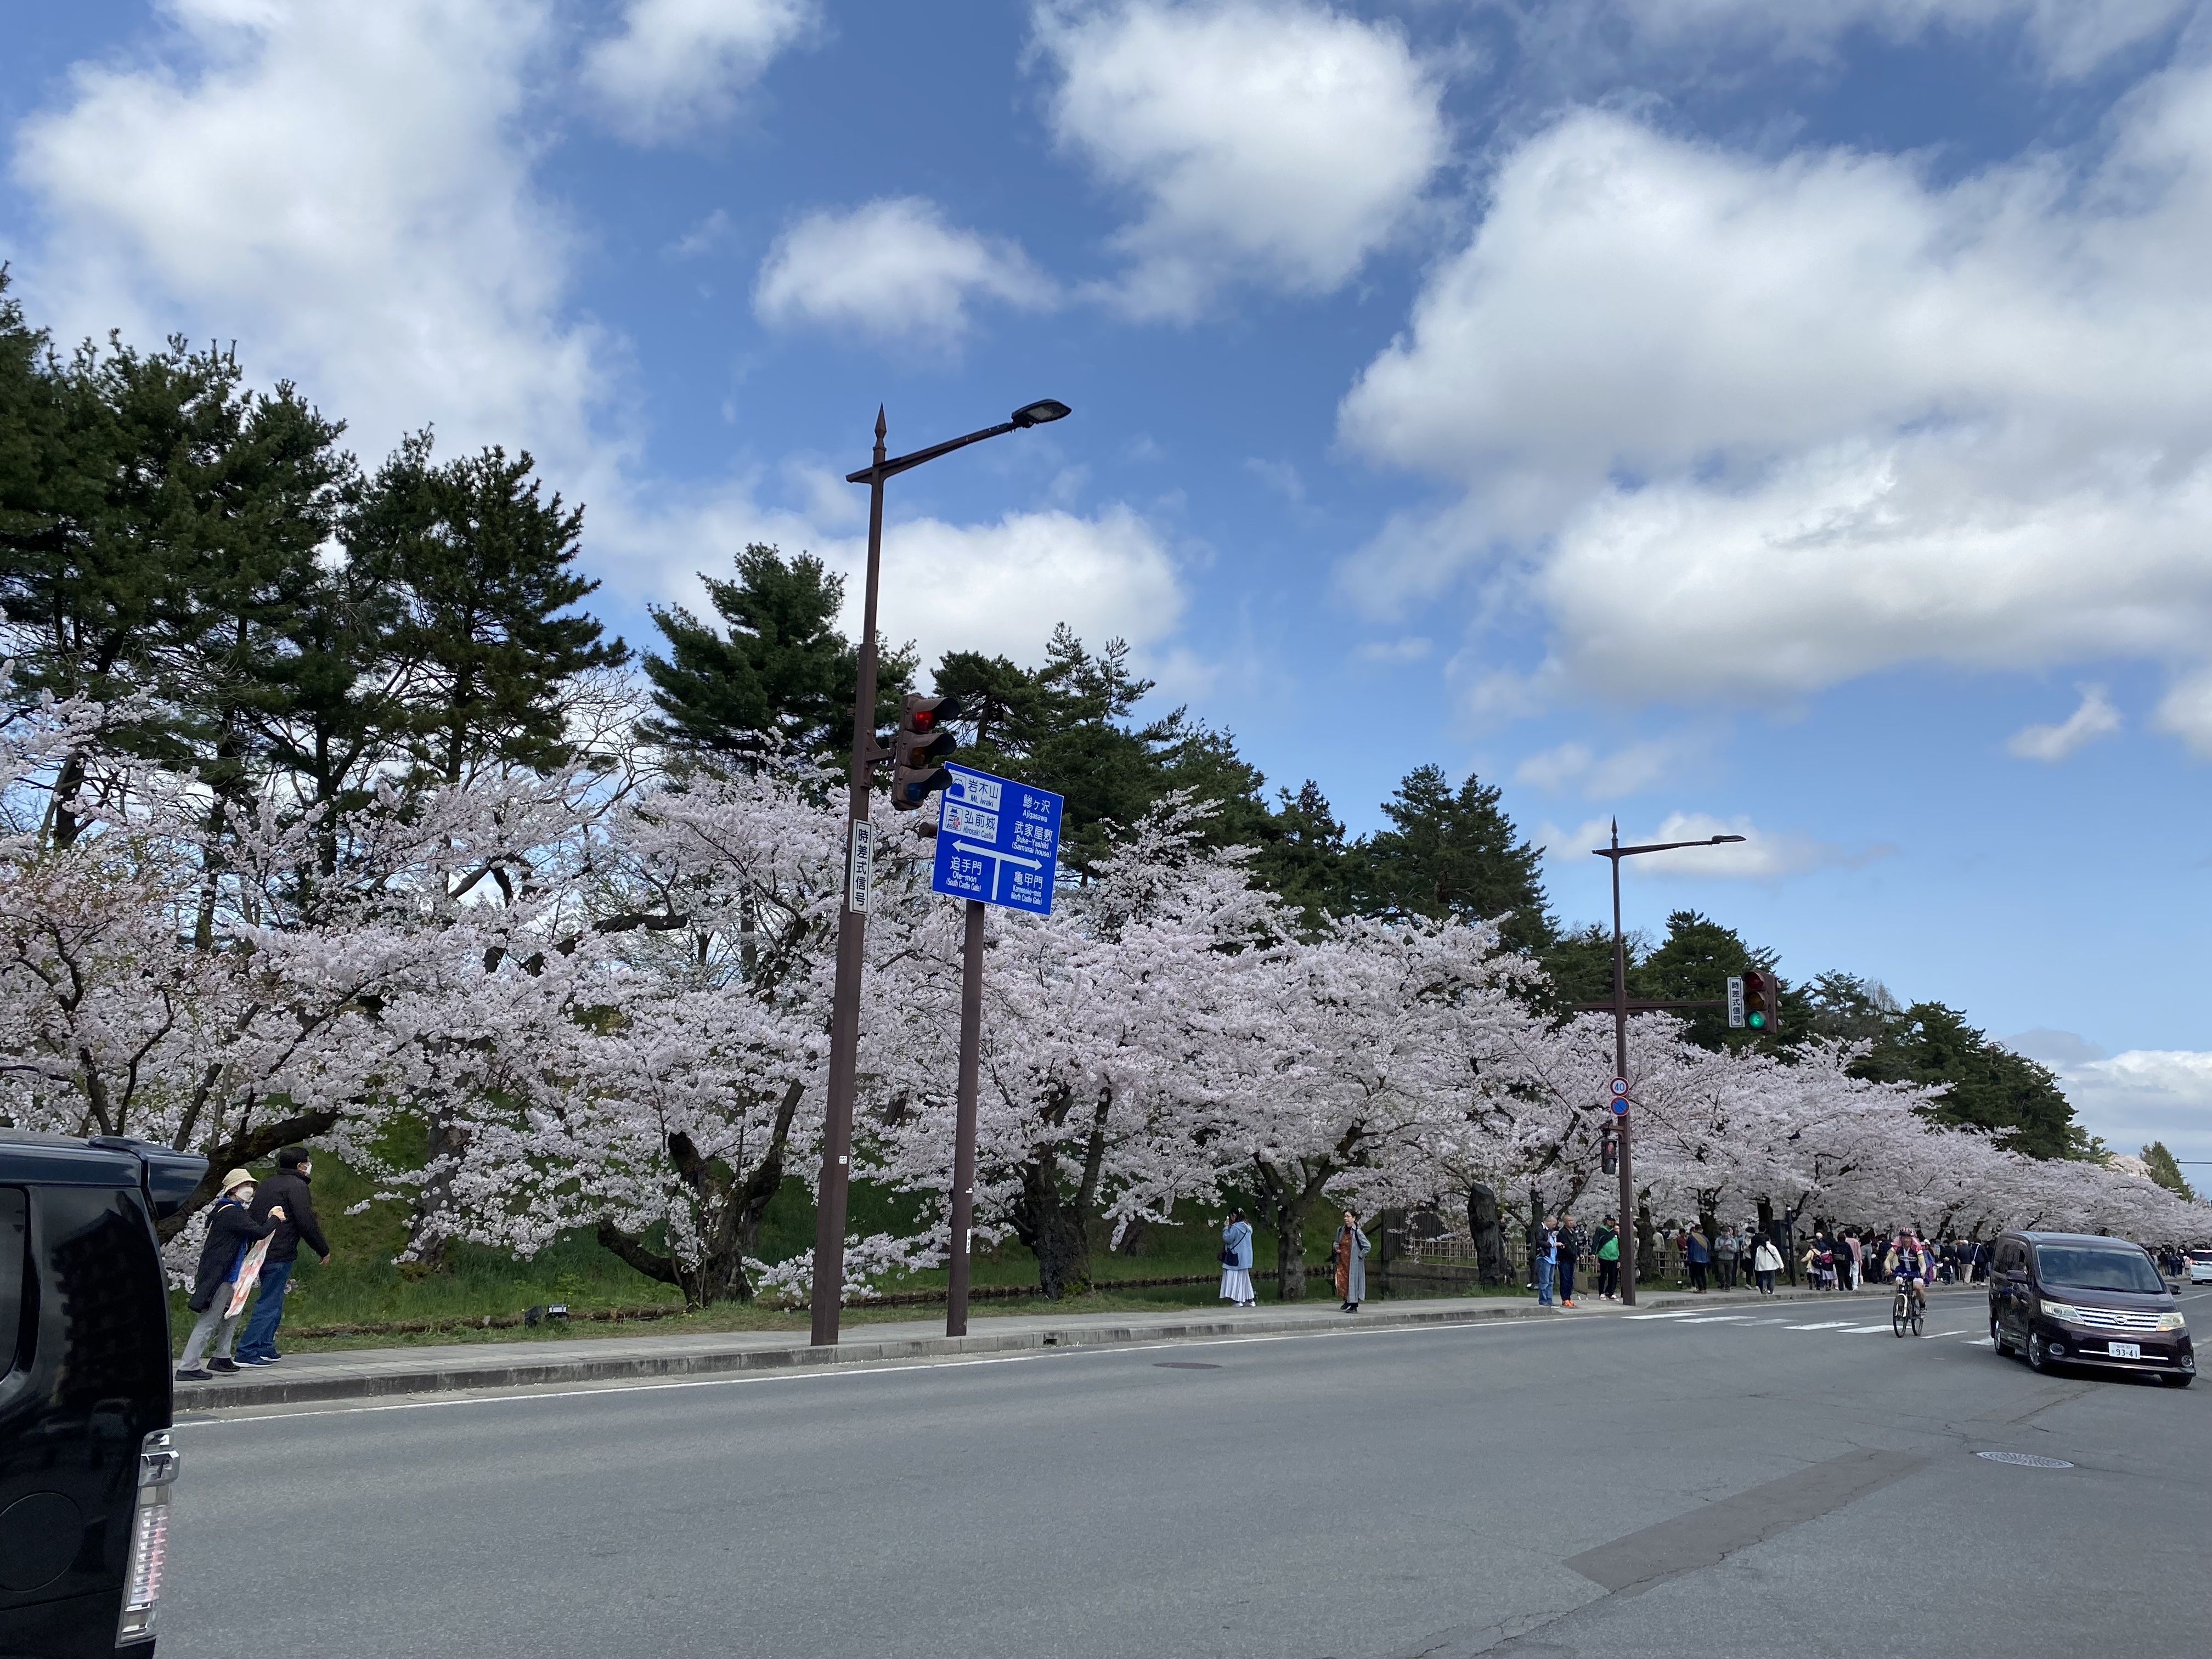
[235, 1147, 331, 1365]
[176, 1170, 285, 1381]
[1334, 1210, 1369, 1312]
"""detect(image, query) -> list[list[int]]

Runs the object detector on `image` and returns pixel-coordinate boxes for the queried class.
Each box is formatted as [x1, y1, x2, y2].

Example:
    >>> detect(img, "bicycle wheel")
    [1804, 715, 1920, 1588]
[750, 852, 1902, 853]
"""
[1910, 1301, 1924, 1337]
[1892, 1295, 1908, 1337]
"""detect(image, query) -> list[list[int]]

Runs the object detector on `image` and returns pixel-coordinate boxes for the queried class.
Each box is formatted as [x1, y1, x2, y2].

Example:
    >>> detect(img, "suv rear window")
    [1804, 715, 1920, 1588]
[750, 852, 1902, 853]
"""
[2034, 1245, 2162, 1294]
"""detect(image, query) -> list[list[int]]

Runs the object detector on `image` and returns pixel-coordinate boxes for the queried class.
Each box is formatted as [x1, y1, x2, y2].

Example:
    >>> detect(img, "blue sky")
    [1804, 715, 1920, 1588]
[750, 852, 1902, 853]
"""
[3, 1, 2208, 1165]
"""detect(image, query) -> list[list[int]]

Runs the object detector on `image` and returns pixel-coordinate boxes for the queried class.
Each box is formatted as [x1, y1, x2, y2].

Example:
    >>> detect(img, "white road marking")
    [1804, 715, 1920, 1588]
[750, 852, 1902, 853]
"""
[1624, 1311, 1711, 1321]
[1786, 1322, 1859, 1330]
[1842, 1324, 1901, 1333]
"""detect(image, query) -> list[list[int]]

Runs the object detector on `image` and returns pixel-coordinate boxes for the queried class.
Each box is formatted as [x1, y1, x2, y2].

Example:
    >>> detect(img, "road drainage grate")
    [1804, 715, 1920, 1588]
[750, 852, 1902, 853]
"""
[1977, 1451, 2074, 1468]
[1154, 1361, 1222, 1370]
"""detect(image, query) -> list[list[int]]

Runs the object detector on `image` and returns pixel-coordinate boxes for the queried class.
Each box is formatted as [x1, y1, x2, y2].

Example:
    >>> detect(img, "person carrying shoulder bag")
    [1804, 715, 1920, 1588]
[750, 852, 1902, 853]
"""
[176, 1169, 285, 1381]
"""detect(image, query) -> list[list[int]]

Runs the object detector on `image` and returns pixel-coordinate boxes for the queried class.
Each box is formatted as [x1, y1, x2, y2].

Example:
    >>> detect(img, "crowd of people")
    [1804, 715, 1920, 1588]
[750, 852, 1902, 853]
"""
[1521, 1216, 2012, 1306]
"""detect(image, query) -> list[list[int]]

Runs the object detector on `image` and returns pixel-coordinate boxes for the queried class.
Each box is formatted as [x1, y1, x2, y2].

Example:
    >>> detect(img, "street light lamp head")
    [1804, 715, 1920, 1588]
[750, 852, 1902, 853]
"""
[1011, 399, 1073, 428]
[1711, 834, 1747, 844]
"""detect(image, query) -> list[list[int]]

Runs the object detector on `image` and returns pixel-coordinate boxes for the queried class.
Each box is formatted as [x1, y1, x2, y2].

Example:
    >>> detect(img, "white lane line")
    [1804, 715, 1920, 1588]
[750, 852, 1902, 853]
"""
[1674, 1316, 1756, 1324]
[1786, 1322, 1858, 1330]
[1931, 1329, 1971, 1337]
[1624, 1311, 1711, 1321]
[1962, 1338, 1994, 1347]
[1842, 1324, 1899, 1333]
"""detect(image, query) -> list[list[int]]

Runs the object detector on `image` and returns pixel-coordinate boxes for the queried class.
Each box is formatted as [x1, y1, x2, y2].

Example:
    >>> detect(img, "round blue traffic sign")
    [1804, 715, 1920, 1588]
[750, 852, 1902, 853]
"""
[1610, 1097, 1629, 1115]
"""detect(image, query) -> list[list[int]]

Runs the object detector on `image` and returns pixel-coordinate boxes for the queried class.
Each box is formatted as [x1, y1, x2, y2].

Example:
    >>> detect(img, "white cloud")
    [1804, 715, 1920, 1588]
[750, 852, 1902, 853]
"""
[833, 505, 1186, 674]
[2039, 1046, 2212, 1166]
[754, 198, 1057, 350]
[1336, 59, 2212, 715]
[1034, 0, 1447, 319]
[1610, 0, 2190, 81]
[2155, 665, 2212, 758]
[583, 0, 818, 144]
[11, 0, 609, 477]
[1539, 811, 1895, 879]
[2007, 684, 2122, 761]
[1516, 736, 1686, 798]
[1355, 636, 1431, 664]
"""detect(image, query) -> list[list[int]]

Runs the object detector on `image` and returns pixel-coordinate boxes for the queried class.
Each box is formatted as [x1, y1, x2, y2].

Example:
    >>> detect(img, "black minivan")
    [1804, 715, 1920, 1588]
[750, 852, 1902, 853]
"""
[2, 1132, 205, 1657]
[1988, 1229, 2195, 1385]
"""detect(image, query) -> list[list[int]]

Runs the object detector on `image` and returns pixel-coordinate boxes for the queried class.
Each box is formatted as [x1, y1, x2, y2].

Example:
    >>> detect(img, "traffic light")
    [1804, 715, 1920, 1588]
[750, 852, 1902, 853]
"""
[1741, 969, 1778, 1033]
[889, 693, 961, 811]
[1601, 1128, 1618, 1177]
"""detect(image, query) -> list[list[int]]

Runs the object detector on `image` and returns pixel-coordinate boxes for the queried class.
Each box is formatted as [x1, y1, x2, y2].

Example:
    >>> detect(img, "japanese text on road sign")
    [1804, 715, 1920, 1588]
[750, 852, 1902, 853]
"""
[930, 764, 1063, 916]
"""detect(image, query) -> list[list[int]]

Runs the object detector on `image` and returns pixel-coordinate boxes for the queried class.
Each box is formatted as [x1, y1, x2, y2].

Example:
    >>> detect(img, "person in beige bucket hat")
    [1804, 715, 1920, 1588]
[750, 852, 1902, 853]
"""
[175, 1168, 286, 1381]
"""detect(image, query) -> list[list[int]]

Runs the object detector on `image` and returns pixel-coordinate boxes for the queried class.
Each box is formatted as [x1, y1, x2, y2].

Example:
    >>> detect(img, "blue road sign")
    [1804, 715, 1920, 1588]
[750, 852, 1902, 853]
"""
[930, 763, 1063, 915]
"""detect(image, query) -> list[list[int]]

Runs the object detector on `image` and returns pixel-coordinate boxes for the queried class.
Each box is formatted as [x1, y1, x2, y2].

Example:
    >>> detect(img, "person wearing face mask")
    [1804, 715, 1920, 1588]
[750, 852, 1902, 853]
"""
[175, 1169, 285, 1382]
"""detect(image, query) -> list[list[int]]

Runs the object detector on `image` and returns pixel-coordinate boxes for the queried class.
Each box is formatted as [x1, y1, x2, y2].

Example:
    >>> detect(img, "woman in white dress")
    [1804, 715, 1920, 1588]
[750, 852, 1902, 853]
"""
[1219, 1209, 1255, 1307]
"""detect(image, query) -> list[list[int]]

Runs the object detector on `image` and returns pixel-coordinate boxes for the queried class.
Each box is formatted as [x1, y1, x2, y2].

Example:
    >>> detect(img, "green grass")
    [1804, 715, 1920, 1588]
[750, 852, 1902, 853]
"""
[171, 1153, 1517, 1355]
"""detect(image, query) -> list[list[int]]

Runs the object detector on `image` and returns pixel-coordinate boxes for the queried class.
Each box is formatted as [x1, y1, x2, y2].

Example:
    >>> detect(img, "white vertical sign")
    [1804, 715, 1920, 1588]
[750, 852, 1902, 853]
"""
[1725, 975, 1746, 1029]
[847, 819, 873, 913]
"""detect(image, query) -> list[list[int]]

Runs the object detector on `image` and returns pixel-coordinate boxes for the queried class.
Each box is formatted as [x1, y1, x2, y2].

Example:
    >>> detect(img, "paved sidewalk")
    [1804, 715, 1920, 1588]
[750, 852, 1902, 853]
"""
[174, 1282, 1973, 1412]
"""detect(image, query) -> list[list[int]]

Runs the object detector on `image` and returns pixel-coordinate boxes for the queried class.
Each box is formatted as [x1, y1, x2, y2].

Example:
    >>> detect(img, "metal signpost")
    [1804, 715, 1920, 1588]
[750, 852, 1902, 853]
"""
[931, 764, 1063, 1335]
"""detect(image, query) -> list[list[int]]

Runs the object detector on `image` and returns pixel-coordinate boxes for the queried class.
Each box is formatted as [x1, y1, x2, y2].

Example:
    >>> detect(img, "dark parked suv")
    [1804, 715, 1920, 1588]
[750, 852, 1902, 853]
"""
[2, 1132, 206, 1657]
[1988, 1229, 2194, 1385]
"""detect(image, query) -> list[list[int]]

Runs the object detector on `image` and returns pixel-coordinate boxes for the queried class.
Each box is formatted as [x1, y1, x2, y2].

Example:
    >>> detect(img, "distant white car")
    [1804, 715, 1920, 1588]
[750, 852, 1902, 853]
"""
[2191, 1250, 2212, 1284]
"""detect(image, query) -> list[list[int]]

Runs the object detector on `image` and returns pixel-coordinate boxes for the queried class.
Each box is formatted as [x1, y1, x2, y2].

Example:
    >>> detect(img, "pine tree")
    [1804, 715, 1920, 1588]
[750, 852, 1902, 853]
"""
[644, 542, 913, 763]
[2142, 1141, 2198, 1202]
[347, 435, 627, 783]
[1353, 765, 1555, 953]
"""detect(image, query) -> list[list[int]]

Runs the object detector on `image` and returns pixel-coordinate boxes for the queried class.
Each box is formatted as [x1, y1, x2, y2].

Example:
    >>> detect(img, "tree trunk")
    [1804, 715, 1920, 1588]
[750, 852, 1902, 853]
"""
[1115, 1217, 1149, 1257]
[405, 1112, 473, 1269]
[1466, 1182, 1509, 1286]
[1011, 1156, 1092, 1300]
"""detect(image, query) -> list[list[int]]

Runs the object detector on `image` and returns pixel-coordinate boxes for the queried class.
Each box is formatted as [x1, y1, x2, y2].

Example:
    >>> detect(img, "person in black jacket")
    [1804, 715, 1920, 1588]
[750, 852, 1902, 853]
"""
[176, 1170, 285, 1381]
[235, 1147, 331, 1365]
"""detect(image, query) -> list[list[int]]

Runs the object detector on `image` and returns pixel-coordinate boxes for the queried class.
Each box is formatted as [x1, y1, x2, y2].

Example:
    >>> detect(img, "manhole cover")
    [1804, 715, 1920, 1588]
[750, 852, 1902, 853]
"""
[1154, 1361, 1221, 1370]
[1977, 1451, 2074, 1468]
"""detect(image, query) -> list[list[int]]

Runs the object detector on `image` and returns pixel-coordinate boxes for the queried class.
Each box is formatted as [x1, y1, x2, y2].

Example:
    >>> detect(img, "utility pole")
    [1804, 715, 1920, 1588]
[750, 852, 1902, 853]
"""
[1593, 820, 1745, 1308]
[809, 399, 1071, 1346]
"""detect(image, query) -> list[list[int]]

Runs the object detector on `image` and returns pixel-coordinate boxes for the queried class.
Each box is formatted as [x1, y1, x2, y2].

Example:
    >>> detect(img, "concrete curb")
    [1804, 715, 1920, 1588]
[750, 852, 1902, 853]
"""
[178, 1283, 1957, 1411]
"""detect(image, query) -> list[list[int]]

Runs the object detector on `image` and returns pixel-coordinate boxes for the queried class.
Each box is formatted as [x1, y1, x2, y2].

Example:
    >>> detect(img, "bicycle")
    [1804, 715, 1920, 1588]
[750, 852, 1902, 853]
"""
[1891, 1279, 1924, 1338]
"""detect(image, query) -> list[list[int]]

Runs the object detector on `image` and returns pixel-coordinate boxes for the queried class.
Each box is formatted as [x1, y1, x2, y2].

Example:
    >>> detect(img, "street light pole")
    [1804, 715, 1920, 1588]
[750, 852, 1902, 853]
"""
[808, 399, 1071, 1346]
[1593, 820, 1745, 1308]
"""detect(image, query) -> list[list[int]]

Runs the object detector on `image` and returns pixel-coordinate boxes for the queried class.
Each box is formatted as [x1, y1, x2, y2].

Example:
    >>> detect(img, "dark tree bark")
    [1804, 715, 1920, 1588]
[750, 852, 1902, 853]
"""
[593, 1080, 805, 1306]
[1466, 1182, 1510, 1286]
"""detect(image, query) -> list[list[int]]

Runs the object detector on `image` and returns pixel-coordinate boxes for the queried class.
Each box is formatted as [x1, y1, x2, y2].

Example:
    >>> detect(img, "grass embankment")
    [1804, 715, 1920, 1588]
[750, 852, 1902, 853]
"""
[173, 1155, 1526, 1355]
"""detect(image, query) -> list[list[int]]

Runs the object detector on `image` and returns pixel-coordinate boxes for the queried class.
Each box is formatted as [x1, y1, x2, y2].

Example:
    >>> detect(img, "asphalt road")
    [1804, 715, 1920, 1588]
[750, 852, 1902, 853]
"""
[162, 1286, 2211, 1658]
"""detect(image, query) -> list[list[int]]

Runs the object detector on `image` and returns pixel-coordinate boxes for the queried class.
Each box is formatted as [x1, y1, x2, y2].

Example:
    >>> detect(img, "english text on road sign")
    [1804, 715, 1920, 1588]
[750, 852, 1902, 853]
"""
[929, 763, 1062, 915]
[1726, 975, 1747, 1028]
[1609, 1076, 1629, 1097]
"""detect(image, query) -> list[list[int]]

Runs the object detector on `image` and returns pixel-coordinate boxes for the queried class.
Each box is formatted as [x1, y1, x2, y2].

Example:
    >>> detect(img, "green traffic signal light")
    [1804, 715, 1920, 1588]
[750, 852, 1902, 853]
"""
[1747, 1011, 1767, 1029]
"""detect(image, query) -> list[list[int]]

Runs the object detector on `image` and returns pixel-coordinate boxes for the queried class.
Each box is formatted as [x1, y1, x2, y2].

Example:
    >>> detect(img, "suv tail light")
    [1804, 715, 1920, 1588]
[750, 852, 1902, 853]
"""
[116, 1430, 178, 1646]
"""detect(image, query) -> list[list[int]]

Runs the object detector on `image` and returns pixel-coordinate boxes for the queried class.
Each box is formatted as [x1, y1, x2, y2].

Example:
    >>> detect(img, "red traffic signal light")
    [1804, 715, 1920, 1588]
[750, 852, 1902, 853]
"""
[1741, 969, 1778, 1033]
[890, 693, 962, 811]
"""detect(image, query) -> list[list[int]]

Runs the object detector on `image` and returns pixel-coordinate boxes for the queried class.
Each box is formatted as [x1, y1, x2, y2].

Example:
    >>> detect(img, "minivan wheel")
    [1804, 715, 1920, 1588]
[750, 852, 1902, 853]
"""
[2027, 1330, 2053, 1373]
[1990, 1315, 2013, 1358]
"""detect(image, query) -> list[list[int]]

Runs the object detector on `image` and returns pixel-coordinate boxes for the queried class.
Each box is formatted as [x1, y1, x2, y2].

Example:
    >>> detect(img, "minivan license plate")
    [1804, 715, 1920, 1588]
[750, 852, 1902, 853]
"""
[2108, 1341, 2141, 1359]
